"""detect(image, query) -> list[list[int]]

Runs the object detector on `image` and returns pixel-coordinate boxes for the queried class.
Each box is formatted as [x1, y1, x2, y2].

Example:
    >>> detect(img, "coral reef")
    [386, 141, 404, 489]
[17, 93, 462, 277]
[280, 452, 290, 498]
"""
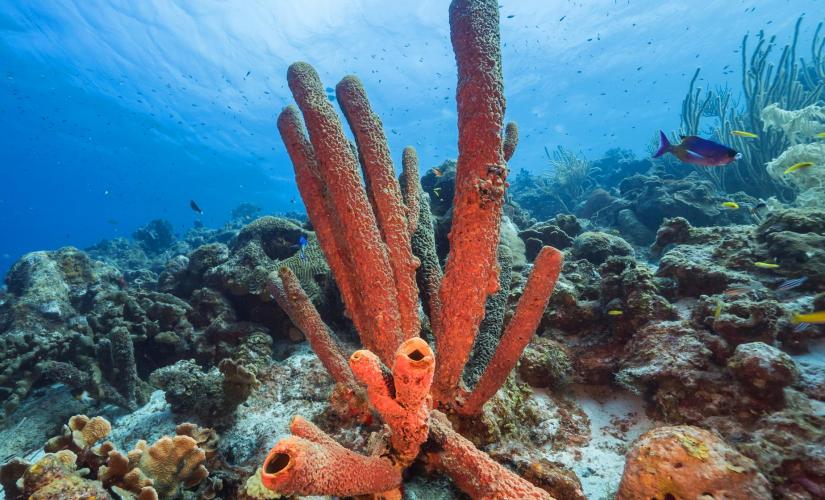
[149, 358, 258, 423]
[1, 3, 823, 500]
[0, 247, 133, 417]
[676, 17, 824, 199]
[0, 414, 212, 499]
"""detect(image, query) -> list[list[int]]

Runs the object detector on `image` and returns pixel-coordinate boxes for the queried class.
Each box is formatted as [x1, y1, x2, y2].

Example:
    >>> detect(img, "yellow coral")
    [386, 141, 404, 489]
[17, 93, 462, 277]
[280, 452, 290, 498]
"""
[243, 467, 284, 499]
[132, 435, 208, 497]
[45, 414, 112, 453]
[71, 415, 112, 449]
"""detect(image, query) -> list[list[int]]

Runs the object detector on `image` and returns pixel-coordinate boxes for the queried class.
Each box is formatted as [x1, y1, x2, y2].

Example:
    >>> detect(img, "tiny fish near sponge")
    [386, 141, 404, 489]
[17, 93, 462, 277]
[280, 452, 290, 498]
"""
[653, 130, 742, 167]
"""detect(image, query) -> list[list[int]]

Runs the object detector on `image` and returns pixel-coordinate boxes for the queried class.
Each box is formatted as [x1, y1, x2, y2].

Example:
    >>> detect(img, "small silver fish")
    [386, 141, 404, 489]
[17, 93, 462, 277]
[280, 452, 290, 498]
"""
[777, 277, 807, 291]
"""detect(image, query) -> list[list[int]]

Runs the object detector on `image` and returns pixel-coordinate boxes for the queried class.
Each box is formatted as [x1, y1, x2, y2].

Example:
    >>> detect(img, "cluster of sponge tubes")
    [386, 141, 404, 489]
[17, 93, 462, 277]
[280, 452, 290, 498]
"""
[261, 0, 564, 498]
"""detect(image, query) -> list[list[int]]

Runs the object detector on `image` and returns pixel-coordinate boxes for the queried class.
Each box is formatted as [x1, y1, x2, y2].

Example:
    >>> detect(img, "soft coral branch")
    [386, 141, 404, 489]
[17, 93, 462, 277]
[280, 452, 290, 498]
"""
[400, 146, 422, 237]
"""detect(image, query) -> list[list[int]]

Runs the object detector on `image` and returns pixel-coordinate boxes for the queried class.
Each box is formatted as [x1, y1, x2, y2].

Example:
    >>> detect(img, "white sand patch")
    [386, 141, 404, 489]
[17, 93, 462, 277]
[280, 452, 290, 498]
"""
[672, 297, 698, 320]
[793, 337, 825, 416]
[540, 384, 659, 500]
[794, 337, 825, 369]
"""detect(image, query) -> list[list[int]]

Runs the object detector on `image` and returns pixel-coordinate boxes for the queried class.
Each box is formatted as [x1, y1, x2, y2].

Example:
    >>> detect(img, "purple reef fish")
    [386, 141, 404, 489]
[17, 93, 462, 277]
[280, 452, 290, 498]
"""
[653, 130, 742, 167]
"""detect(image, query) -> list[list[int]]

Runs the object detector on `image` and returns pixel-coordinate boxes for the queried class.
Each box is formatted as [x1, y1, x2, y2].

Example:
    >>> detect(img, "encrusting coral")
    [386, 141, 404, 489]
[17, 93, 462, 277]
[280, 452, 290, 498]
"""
[258, 0, 564, 497]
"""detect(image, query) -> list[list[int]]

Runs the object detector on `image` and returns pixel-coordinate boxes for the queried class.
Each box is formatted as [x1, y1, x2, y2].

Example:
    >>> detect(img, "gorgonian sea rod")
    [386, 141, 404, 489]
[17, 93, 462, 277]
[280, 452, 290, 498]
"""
[262, 0, 563, 497]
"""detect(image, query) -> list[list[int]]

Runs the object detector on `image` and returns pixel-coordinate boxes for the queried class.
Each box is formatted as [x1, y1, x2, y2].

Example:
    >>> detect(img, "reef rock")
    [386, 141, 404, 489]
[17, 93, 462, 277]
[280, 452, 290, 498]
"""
[519, 220, 576, 261]
[599, 256, 677, 339]
[616, 321, 712, 394]
[756, 208, 825, 287]
[0, 247, 127, 418]
[736, 408, 825, 498]
[570, 231, 633, 265]
[157, 242, 230, 298]
[727, 342, 799, 397]
[621, 173, 756, 230]
[206, 216, 308, 297]
[518, 336, 573, 389]
[149, 358, 259, 423]
[617, 425, 771, 500]
[616, 208, 655, 245]
[653, 219, 754, 297]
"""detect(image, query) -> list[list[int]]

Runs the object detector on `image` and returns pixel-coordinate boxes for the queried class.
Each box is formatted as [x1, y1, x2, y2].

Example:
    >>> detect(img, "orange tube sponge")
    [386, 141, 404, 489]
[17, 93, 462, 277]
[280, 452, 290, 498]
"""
[400, 146, 421, 238]
[261, 416, 401, 496]
[277, 105, 370, 346]
[458, 246, 564, 415]
[503, 121, 519, 162]
[349, 338, 435, 463]
[287, 62, 403, 364]
[272, 267, 357, 388]
[337, 76, 421, 341]
[429, 410, 553, 499]
[434, 0, 508, 405]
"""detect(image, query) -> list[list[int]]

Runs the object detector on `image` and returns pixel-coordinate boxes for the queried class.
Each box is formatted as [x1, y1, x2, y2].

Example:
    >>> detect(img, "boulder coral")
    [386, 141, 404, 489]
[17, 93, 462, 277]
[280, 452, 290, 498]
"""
[617, 425, 771, 500]
[259, 0, 564, 497]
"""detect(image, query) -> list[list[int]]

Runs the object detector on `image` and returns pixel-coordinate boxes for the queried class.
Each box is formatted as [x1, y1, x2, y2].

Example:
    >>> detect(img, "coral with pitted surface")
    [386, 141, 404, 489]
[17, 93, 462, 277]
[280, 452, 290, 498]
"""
[617, 425, 771, 500]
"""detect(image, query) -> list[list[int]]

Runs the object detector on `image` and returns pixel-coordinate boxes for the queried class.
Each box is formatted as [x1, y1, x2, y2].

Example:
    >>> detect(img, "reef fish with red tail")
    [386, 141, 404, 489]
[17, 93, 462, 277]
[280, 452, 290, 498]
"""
[653, 131, 742, 167]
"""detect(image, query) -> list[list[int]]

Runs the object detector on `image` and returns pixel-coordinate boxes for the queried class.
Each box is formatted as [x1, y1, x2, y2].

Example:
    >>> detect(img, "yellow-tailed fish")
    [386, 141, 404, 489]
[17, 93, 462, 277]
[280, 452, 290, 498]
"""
[713, 299, 723, 320]
[721, 201, 739, 209]
[433, 187, 442, 199]
[731, 130, 758, 139]
[607, 310, 623, 316]
[815, 132, 825, 138]
[754, 261, 780, 269]
[791, 311, 825, 324]
[783, 162, 814, 174]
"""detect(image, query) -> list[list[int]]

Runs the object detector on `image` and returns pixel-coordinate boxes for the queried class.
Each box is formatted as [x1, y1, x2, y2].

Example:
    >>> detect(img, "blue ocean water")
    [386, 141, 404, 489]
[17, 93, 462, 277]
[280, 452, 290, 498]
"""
[0, 0, 818, 274]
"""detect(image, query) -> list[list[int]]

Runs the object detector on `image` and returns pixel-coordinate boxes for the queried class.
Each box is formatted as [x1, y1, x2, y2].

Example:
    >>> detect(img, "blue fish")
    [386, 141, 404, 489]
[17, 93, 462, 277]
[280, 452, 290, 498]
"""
[298, 235, 307, 261]
[653, 131, 742, 167]
[777, 276, 807, 291]
[794, 322, 811, 333]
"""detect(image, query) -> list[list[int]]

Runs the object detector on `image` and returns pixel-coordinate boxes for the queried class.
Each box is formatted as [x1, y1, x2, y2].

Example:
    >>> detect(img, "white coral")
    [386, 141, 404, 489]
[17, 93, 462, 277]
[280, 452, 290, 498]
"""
[765, 142, 825, 192]
[761, 104, 825, 145]
[762, 103, 825, 198]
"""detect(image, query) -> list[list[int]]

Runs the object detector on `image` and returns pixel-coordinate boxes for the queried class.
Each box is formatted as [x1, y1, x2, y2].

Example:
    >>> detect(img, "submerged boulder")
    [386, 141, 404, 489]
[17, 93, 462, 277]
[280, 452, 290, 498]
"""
[518, 336, 573, 389]
[570, 231, 633, 265]
[727, 342, 799, 397]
